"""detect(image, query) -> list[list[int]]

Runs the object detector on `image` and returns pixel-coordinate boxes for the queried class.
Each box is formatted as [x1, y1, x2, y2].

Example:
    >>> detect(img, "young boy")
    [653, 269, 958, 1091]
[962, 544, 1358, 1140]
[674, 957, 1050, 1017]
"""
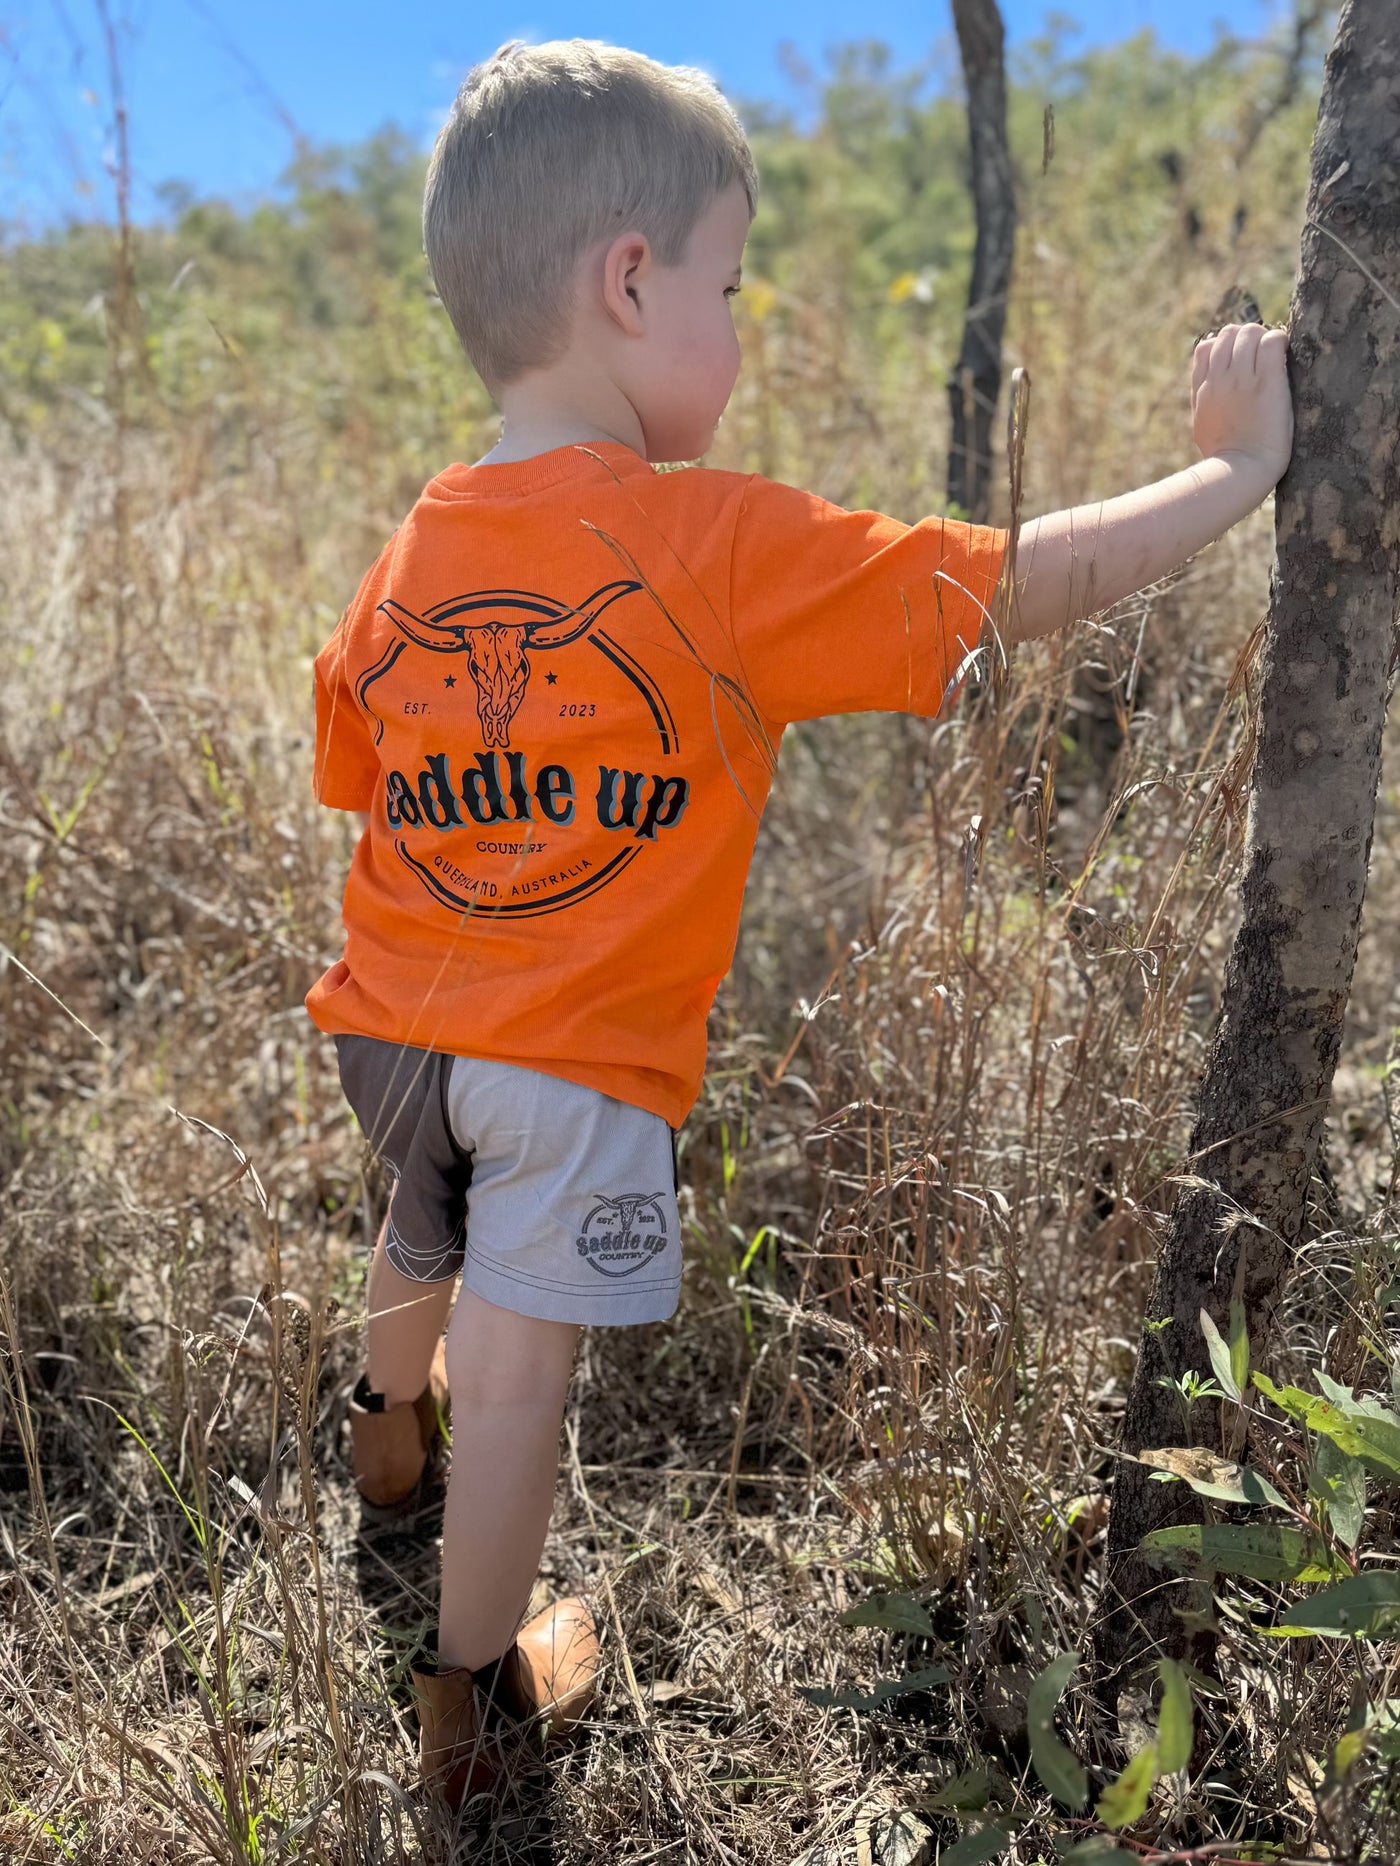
[307, 39, 1292, 1812]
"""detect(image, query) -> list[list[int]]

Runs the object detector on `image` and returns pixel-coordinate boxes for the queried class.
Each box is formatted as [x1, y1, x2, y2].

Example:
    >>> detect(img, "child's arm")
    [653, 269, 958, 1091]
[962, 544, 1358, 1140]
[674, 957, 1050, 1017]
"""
[1008, 323, 1294, 645]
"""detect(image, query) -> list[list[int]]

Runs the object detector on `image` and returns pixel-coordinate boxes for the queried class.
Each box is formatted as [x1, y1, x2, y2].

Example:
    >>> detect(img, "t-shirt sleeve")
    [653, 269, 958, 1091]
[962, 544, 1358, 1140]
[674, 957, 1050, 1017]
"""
[312, 613, 380, 811]
[727, 474, 1008, 727]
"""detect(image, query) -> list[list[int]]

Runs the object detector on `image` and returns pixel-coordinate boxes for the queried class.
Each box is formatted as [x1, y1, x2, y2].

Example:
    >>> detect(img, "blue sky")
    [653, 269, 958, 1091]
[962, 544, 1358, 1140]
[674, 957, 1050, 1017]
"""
[1, 1, 1294, 232]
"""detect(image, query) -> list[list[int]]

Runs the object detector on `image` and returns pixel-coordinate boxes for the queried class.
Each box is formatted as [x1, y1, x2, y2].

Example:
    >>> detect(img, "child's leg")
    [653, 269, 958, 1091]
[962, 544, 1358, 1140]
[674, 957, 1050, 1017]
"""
[366, 1218, 457, 1406]
[438, 1285, 581, 1671]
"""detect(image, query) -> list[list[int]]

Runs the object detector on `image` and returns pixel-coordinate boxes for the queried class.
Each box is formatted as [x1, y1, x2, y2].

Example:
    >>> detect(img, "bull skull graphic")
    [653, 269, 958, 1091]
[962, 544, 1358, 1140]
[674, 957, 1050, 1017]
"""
[377, 581, 640, 748]
[594, 1193, 668, 1236]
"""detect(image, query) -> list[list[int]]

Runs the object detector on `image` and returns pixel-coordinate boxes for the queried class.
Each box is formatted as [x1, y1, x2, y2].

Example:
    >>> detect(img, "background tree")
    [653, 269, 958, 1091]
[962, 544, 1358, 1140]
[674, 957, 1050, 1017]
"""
[947, 0, 1015, 522]
[1098, 0, 1400, 1688]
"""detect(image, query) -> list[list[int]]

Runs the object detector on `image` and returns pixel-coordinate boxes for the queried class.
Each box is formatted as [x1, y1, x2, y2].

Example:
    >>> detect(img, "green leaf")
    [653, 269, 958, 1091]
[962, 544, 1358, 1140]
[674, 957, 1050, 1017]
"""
[1229, 1301, 1250, 1399]
[1314, 1373, 1400, 1425]
[1251, 1372, 1321, 1421]
[1342, 1414, 1400, 1486]
[795, 1664, 950, 1711]
[1137, 1446, 1285, 1510]
[1157, 1659, 1194, 1774]
[1027, 1652, 1089, 1810]
[1277, 1573, 1400, 1638]
[924, 1766, 991, 1811]
[1315, 1370, 1355, 1410]
[1252, 1373, 1400, 1486]
[940, 1823, 1013, 1866]
[1200, 1309, 1241, 1402]
[838, 1592, 935, 1637]
[1138, 1523, 1343, 1583]
[1310, 1435, 1366, 1549]
[1096, 1741, 1159, 1827]
[1295, 1377, 1400, 1476]
[1333, 1727, 1369, 1777]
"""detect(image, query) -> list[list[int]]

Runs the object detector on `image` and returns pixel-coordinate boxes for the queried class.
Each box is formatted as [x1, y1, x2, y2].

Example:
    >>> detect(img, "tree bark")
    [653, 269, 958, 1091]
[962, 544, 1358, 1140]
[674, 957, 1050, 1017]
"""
[1097, 0, 1400, 1692]
[948, 0, 1015, 524]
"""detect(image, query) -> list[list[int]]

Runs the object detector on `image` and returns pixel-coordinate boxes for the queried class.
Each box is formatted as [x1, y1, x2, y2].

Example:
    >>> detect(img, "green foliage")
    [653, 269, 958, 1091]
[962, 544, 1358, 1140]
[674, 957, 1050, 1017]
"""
[1274, 1575, 1400, 1640]
[1311, 1432, 1367, 1548]
[1138, 1522, 1345, 1583]
[940, 1825, 1013, 1866]
[1156, 1658, 1194, 1774]
[794, 1664, 950, 1711]
[1336, 1700, 1400, 1771]
[1138, 1310, 1400, 1614]
[1021, 1648, 1197, 1833]
[1199, 1301, 1250, 1402]
[1026, 1652, 1088, 1811]
[1096, 1741, 1158, 1828]
[1109, 1232, 1400, 1861]
[838, 1590, 935, 1636]
[804, 1629, 1183, 1844]
[925, 1768, 992, 1811]
[1153, 1364, 1229, 1436]
[0, 21, 1323, 519]
[1134, 1321, 1400, 1815]
[1090, 1656, 1194, 1830]
[1253, 1371, 1400, 1484]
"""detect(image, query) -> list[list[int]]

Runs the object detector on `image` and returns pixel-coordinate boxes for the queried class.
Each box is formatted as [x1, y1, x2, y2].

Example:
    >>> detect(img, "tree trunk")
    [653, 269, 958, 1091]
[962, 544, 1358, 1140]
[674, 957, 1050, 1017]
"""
[948, 0, 1015, 524]
[1097, 0, 1400, 1692]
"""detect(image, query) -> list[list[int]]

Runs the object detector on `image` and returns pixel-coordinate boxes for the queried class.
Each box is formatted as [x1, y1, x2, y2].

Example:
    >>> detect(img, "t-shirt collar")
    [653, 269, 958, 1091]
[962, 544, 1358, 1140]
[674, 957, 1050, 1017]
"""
[428, 440, 654, 500]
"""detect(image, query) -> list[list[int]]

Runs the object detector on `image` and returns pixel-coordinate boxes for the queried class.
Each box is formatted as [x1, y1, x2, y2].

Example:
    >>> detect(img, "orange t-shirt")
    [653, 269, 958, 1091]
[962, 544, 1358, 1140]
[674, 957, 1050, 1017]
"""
[306, 441, 1006, 1126]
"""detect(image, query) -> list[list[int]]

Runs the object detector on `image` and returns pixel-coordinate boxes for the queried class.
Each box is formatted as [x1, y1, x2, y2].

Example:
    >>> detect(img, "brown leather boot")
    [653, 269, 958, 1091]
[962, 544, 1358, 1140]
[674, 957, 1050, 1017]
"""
[495, 1596, 600, 1738]
[349, 1337, 450, 1510]
[409, 1650, 506, 1812]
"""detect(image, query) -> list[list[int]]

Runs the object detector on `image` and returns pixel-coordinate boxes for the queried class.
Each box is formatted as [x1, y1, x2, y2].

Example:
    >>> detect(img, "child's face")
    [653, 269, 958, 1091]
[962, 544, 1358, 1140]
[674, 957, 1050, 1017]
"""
[624, 182, 751, 463]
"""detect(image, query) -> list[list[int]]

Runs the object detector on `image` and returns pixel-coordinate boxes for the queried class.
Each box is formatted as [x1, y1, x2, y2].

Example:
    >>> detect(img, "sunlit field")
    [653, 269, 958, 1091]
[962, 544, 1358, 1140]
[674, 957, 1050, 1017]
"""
[7, 19, 1400, 1864]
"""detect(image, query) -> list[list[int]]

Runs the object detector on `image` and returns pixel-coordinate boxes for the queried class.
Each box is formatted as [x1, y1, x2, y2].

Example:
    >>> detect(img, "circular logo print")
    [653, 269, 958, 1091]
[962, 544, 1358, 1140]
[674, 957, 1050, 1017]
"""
[575, 1193, 671, 1278]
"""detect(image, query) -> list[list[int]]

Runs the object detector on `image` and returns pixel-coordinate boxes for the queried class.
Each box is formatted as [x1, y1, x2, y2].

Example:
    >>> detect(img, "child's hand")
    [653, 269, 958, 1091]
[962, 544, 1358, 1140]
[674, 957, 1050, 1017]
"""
[1191, 322, 1293, 486]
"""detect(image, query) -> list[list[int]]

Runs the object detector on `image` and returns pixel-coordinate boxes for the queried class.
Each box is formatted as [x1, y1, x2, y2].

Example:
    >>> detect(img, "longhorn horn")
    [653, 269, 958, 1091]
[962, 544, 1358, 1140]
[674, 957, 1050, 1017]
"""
[522, 579, 642, 650]
[425, 589, 567, 626]
[377, 599, 469, 652]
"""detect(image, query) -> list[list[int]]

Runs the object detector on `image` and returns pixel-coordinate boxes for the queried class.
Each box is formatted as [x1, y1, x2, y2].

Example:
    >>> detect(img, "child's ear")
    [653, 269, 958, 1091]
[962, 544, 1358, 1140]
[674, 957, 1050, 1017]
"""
[600, 231, 650, 337]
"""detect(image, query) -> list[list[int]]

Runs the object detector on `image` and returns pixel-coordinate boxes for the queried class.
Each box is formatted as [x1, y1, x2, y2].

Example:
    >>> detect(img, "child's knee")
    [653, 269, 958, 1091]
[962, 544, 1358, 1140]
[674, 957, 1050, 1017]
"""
[444, 1293, 580, 1412]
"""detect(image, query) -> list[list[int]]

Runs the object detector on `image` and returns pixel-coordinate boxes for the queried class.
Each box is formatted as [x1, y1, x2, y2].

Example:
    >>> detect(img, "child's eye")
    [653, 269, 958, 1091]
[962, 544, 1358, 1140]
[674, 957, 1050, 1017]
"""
[725, 286, 742, 300]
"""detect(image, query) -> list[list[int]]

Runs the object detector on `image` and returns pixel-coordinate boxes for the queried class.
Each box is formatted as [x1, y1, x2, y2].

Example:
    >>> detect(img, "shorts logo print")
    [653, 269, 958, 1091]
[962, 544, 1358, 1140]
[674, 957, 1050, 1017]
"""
[576, 1193, 670, 1278]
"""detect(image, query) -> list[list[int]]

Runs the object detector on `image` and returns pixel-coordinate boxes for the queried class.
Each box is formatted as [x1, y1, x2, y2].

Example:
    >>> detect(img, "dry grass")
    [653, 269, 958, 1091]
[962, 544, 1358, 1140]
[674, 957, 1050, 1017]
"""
[6, 53, 1400, 1865]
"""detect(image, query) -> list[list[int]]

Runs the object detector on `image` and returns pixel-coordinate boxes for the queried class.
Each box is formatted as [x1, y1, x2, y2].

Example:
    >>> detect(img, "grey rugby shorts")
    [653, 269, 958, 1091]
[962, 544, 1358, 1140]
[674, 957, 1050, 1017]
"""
[333, 1033, 682, 1327]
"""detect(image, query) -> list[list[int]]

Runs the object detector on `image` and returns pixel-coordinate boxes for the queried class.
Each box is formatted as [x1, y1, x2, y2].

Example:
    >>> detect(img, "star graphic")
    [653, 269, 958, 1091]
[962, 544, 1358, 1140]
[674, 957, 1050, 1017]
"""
[545, 671, 558, 686]
[444, 675, 456, 688]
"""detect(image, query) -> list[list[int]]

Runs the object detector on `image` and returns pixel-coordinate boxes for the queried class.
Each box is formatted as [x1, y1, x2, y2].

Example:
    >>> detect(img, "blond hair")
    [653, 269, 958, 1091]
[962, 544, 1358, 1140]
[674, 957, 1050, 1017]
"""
[423, 39, 758, 393]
